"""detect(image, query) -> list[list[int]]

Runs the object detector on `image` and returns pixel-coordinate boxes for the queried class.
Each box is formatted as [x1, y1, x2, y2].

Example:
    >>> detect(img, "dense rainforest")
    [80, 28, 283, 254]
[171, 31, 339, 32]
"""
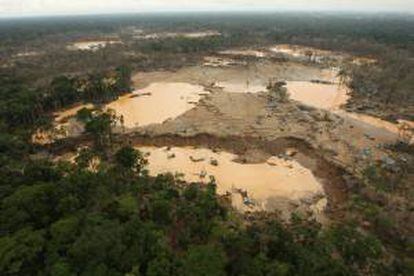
[0, 12, 413, 275]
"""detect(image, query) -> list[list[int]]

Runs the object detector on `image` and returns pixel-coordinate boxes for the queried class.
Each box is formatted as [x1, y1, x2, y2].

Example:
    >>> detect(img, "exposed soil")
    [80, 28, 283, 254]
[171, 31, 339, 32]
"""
[128, 133, 350, 218]
[132, 90, 399, 169]
[44, 47, 411, 223]
[133, 30, 221, 40]
[67, 39, 122, 51]
[139, 145, 326, 220]
[131, 60, 334, 89]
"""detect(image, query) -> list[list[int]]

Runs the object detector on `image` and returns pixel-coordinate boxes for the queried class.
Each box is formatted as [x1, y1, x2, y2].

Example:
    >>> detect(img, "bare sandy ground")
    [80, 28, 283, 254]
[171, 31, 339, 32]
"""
[133, 30, 221, 40]
[46, 57, 404, 170]
[43, 54, 409, 220]
[133, 89, 398, 175]
[45, 55, 407, 168]
[139, 146, 326, 220]
[67, 40, 122, 51]
[132, 61, 335, 89]
[129, 59, 406, 166]
[121, 86, 401, 220]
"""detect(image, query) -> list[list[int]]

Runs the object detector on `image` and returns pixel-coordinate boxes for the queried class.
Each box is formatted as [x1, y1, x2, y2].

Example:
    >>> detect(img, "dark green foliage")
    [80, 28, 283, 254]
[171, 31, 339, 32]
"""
[48, 76, 79, 109]
[115, 65, 132, 93]
[327, 226, 382, 268]
[84, 110, 118, 149]
[0, 143, 386, 275]
[180, 244, 227, 276]
[75, 107, 93, 123]
[0, 73, 44, 128]
[115, 146, 147, 172]
[0, 228, 46, 275]
[75, 147, 96, 169]
[77, 65, 132, 104]
[0, 65, 130, 133]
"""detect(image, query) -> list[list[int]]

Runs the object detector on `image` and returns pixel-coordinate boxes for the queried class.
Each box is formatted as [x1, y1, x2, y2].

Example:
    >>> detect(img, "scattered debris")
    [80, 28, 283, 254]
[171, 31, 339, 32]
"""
[364, 133, 376, 141]
[310, 79, 334, 85]
[167, 153, 176, 159]
[190, 156, 205, 162]
[285, 148, 298, 157]
[199, 170, 207, 179]
[129, 92, 152, 98]
[381, 156, 399, 172]
[210, 158, 219, 166]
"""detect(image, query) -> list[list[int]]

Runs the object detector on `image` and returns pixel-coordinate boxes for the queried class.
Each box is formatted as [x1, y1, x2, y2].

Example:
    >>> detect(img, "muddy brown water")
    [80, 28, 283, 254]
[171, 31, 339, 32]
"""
[286, 81, 349, 110]
[107, 82, 207, 128]
[216, 79, 349, 112]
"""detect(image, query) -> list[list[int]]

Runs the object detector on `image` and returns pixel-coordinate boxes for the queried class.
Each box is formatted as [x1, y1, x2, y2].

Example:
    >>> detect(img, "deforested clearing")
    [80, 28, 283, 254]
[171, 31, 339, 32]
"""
[2, 11, 413, 276]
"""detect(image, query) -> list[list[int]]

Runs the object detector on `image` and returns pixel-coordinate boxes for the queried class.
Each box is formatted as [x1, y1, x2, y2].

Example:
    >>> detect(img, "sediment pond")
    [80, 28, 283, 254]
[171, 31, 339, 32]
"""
[139, 146, 327, 218]
[107, 82, 208, 128]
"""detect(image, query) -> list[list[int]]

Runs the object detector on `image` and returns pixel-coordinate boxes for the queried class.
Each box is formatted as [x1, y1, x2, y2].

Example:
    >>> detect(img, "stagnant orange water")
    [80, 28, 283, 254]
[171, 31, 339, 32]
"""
[286, 81, 349, 110]
[107, 82, 207, 128]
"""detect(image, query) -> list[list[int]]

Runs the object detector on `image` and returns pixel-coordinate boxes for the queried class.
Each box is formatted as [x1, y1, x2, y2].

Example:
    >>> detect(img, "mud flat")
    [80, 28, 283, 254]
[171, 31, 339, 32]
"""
[132, 61, 336, 89]
[203, 56, 246, 68]
[269, 44, 347, 63]
[67, 40, 122, 51]
[133, 83, 404, 176]
[138, 145, 327, 219]
[215, 81, 266, 93]
[180, 31, 221, 38]
[133, 31, 221, 40]
[284, 81, 412, 143]
[44, 53, 409, 149]
[270, 44, 378, 66]
[218, 49, 268, 58]
[125, 59, 411, 144]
